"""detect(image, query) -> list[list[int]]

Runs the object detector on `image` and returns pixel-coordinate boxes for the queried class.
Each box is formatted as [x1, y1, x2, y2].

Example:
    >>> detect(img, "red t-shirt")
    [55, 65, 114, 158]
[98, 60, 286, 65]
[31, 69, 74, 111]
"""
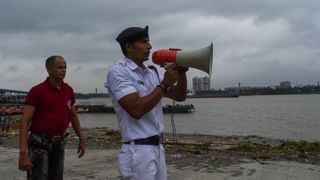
[26, 78, 75, 135]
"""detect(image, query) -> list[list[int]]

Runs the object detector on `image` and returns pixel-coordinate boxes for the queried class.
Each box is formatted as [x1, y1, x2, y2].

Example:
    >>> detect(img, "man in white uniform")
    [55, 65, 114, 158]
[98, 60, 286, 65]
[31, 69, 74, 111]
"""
[105, 25, 187, 180]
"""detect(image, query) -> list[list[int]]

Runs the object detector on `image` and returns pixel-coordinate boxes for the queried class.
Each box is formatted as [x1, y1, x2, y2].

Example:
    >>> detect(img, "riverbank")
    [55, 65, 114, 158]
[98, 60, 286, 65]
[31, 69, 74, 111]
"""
[1, 127, 320, 179]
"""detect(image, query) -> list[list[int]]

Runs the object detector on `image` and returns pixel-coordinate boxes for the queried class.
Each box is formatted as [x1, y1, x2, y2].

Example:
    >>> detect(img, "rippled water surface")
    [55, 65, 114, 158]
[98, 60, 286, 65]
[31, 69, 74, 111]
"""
[77, 94, 320, 141]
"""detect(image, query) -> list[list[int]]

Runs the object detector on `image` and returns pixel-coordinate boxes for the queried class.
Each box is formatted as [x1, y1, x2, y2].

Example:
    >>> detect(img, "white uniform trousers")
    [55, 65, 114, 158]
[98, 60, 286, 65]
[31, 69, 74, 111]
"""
[118, 143, 167, 180]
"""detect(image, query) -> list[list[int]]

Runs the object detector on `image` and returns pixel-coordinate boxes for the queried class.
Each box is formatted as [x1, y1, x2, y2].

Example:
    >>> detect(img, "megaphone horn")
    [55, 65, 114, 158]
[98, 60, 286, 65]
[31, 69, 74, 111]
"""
[152, 43, 213, 76]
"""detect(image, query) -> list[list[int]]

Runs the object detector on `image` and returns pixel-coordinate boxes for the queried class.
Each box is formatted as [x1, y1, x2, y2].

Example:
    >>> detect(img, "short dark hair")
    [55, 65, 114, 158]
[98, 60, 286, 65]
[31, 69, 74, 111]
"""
[45, 55, 63, 69]
[119, 42, 128, 56]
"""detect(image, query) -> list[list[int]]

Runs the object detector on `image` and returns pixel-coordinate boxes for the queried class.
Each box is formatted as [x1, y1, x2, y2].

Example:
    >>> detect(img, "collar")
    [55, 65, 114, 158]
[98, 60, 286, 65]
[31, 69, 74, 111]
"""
[44, 78, 65, 90]
[121, 57, 147, 72]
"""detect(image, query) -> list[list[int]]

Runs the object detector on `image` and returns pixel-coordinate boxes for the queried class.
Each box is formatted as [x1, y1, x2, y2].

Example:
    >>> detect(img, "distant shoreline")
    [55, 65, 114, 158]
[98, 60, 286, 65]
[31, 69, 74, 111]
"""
[74, 92, 320, 99]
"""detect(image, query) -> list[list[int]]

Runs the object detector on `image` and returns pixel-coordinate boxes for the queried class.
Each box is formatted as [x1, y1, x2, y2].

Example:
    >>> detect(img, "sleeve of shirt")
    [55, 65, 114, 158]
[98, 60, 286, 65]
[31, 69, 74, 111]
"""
[25, 87, 39, 106]
[70, 87, 75, 106]
[106, 67, 137, 101]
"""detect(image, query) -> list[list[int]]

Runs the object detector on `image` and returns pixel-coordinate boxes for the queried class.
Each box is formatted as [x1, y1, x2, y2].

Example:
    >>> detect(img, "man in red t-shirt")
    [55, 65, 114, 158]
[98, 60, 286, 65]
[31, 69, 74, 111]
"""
[18, 55, 86, 180]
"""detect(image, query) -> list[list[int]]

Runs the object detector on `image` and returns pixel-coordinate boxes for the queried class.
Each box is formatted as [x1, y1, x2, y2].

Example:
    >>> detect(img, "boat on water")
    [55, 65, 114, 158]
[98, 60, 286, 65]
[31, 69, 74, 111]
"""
[187, 89, 240, 98]
[162, 104, 195, 113]
[75, 104, 195, 114]
[0, 106, 23, 115]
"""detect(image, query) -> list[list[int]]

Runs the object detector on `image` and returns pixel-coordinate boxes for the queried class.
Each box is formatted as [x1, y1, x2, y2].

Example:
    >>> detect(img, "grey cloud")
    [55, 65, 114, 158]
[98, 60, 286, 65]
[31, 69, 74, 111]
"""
[7, 65, 19, 72]
[0, 0, 319, 93]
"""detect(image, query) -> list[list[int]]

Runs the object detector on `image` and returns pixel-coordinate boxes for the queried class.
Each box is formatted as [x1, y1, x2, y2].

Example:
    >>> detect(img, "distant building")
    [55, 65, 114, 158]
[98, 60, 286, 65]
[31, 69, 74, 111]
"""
[192, 76, 210, 91]
[279, 81, 291, 88]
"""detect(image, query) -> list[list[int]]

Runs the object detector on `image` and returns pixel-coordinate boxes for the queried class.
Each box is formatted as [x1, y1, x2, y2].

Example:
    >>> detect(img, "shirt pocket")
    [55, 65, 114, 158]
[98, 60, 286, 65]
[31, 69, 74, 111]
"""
[135, 80, 149, 96]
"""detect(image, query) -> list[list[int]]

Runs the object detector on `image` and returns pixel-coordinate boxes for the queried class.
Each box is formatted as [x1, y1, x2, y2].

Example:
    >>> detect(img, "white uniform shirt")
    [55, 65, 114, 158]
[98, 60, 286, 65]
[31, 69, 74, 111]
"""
[105, 58, 164, 142]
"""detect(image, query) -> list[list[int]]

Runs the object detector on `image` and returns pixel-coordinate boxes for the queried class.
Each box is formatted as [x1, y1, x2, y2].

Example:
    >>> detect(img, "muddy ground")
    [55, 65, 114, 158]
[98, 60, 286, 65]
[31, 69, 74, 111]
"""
[1, 127, 320, 180]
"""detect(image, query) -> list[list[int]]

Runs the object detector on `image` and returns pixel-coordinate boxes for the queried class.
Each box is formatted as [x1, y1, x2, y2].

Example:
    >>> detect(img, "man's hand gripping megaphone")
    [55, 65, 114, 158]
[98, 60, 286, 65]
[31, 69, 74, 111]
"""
[152, 48, 189, 93]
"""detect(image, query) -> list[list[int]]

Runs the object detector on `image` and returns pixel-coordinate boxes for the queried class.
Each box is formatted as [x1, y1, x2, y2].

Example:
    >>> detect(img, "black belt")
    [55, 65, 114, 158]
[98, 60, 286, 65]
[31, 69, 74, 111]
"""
[30, 131, 69, 143]
[124, 135, 161, 145]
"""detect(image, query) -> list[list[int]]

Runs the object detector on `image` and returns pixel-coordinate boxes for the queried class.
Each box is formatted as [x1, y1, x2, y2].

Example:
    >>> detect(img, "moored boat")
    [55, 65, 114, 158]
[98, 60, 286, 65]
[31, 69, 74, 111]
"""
[0, 106, 24, 115]
[75, 104, 195, 114]
[187, 89, 240, 98]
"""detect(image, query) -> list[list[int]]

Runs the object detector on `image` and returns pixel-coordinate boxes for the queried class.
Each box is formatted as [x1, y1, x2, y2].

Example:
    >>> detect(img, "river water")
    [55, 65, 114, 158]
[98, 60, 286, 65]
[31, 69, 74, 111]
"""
[76, 94, 320, 141]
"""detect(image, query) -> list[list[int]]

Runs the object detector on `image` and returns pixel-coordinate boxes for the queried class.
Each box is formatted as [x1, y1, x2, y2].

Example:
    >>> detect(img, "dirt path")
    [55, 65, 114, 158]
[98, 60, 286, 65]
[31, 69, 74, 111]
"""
[1, 127, 320, 179]
[1, 146, 320, 180]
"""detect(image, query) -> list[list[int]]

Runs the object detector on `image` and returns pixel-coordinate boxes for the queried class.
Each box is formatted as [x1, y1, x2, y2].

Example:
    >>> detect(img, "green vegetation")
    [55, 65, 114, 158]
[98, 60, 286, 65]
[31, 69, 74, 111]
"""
[230, 140, 320, 157]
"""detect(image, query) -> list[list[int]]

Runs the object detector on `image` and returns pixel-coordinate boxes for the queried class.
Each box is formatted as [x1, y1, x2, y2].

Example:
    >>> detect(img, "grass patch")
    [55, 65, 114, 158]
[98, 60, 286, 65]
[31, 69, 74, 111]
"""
[230, 140, 320, 157]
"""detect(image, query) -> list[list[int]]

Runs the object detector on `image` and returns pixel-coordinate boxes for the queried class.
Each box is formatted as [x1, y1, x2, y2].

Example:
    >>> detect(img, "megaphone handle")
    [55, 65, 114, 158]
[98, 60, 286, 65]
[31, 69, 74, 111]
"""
[163, 62, 174, 70]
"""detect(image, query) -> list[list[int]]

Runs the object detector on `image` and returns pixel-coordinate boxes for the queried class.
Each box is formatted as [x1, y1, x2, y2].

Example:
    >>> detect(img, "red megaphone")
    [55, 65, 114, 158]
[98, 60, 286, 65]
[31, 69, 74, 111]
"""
[152, 48, 182, 67]
[152, 43, 213, 75]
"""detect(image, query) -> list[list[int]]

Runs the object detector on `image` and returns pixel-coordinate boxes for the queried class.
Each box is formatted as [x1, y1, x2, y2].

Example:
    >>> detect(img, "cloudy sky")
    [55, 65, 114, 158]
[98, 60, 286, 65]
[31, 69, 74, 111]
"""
[1, 0, 319, 93]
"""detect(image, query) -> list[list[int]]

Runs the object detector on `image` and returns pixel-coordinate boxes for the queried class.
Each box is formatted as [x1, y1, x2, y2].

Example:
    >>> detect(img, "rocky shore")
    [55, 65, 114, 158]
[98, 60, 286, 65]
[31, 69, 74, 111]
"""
[1, 127, 320, 180]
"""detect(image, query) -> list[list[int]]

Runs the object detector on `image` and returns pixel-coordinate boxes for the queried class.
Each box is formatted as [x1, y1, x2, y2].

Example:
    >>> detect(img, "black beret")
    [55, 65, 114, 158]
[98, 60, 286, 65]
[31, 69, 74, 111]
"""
[116, 25, 149, 44]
